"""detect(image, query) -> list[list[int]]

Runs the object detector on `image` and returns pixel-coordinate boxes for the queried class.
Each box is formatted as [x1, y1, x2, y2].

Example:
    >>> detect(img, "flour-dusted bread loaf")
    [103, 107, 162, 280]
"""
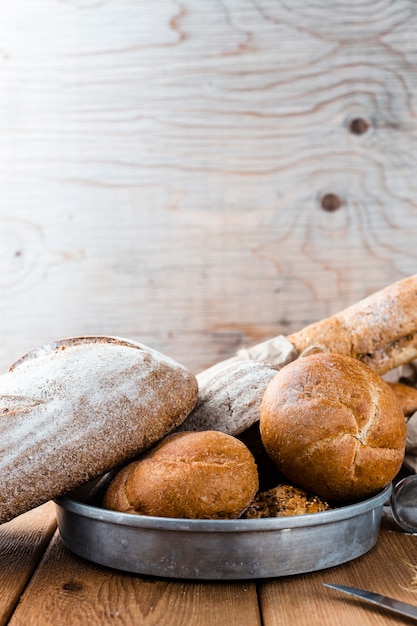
[0, 336, 198, 523]
[178, 359, 280, 435]
[103, 430, 259, 519]
[260, 353, 407, 502]
[178, 337, 297, 435]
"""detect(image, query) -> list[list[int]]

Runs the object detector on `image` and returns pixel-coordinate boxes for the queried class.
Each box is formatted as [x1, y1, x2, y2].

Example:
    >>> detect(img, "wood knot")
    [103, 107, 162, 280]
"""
[320, 193, 343, 212]
[349, 117, 370, 135]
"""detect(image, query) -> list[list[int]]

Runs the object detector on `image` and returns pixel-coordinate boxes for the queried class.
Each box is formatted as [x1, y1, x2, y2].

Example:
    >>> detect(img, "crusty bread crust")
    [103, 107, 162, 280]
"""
[260, 353, 407, 501]
[388, 381, 417, 417]
[0, 336, 198, 523]
[103, 430, 259, 519]
[287, 275, 417, 375]
[243, 484, 330, 518]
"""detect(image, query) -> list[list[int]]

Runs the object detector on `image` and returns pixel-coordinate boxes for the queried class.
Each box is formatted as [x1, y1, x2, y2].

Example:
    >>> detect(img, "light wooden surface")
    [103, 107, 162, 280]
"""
[0, 505, 416, 625]
[1, 1, 417, 374]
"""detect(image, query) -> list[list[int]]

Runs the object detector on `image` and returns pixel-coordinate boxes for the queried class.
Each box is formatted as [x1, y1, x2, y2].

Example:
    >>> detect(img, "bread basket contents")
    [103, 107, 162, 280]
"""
[2, 277, 415, 529]
[259, 353, 407, 501]
[237, 423, 333, 517]
[103, 430, 259, 519]
[102, 429, 334, 519]
[50, 277, 417, 579]
[0, 336, 198, 524]
[103, 350, 408, 520]
[103, 354, 406, 517]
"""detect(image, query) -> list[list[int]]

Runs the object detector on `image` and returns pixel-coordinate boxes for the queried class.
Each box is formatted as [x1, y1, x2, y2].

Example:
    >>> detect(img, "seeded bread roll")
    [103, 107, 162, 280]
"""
[244, 484, 331, 519]
[103, 430, 259, 519]
[260, 353, 407, 501]
[0, 336, 198, 523]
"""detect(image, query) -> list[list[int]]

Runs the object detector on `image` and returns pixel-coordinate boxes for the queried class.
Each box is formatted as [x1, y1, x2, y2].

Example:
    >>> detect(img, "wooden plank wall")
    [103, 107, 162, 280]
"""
[0, 0, 416, 375]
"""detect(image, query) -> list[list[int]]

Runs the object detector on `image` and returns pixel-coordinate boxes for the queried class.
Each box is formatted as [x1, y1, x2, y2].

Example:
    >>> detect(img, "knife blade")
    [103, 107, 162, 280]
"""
[323, 583, 417, 621]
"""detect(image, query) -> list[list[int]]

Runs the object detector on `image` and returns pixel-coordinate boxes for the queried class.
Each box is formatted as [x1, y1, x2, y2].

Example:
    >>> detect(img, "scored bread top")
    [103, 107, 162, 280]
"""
[259, 353, 407, 501]
[0, 336, 198, 523]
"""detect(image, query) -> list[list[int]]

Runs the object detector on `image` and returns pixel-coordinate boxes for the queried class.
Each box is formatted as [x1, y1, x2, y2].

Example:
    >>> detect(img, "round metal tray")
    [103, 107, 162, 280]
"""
[54, 474, 391, 580]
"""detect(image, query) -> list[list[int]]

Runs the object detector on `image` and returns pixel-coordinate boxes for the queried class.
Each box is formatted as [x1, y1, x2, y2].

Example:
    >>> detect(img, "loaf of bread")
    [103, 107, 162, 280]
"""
[103, 430, 259, 519]
[0, 336, 198, 523]
[260, 353, 407, 501]
[287, 274, 417, 375]
[180, 275, 417, 437]
[388, 381, 417, 417]
[178, 359, 279, 435]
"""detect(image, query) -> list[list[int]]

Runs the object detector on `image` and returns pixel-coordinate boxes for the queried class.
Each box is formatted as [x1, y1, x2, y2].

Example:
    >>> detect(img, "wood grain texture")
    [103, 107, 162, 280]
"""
[7, 512, 417, 625]
[0, 0, 417, 373]
[0, 503, 56, 626]
[259, 528, 417, 625]
[8, 531, 261, 626]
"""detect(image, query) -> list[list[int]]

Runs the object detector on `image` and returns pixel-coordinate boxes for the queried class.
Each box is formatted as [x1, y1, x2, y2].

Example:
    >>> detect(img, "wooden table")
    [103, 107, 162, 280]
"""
[1, 504, 417, 625]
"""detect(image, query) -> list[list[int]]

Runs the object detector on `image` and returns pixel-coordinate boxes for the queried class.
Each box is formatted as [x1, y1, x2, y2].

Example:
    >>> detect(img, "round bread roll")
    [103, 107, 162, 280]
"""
[103, 430, 259, 519]
[260, 353, 407, 501]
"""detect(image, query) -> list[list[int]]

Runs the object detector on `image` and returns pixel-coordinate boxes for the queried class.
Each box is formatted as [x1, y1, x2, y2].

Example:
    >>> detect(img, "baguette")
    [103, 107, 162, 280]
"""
[0, 336, 198, 523]
[287, 274, 417, 374]
[180, 275, 417, 436]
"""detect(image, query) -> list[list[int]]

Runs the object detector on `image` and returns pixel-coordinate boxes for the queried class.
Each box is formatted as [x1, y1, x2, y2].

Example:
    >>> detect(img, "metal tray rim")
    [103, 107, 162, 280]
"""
[54, 480, 392, 533]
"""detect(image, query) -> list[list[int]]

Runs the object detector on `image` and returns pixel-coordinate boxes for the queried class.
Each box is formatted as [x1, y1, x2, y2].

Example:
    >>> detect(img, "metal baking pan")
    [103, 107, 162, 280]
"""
[54, 474, 391, 580]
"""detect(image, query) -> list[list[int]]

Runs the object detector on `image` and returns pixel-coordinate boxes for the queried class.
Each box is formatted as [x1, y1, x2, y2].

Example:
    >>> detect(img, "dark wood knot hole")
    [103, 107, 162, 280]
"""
[320, 193, 343, 212]
[349, 118, 370, 135]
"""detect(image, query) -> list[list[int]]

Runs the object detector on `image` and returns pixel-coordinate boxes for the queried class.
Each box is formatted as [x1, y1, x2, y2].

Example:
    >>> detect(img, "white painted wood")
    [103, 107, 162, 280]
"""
[0, 0, 416, 373]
